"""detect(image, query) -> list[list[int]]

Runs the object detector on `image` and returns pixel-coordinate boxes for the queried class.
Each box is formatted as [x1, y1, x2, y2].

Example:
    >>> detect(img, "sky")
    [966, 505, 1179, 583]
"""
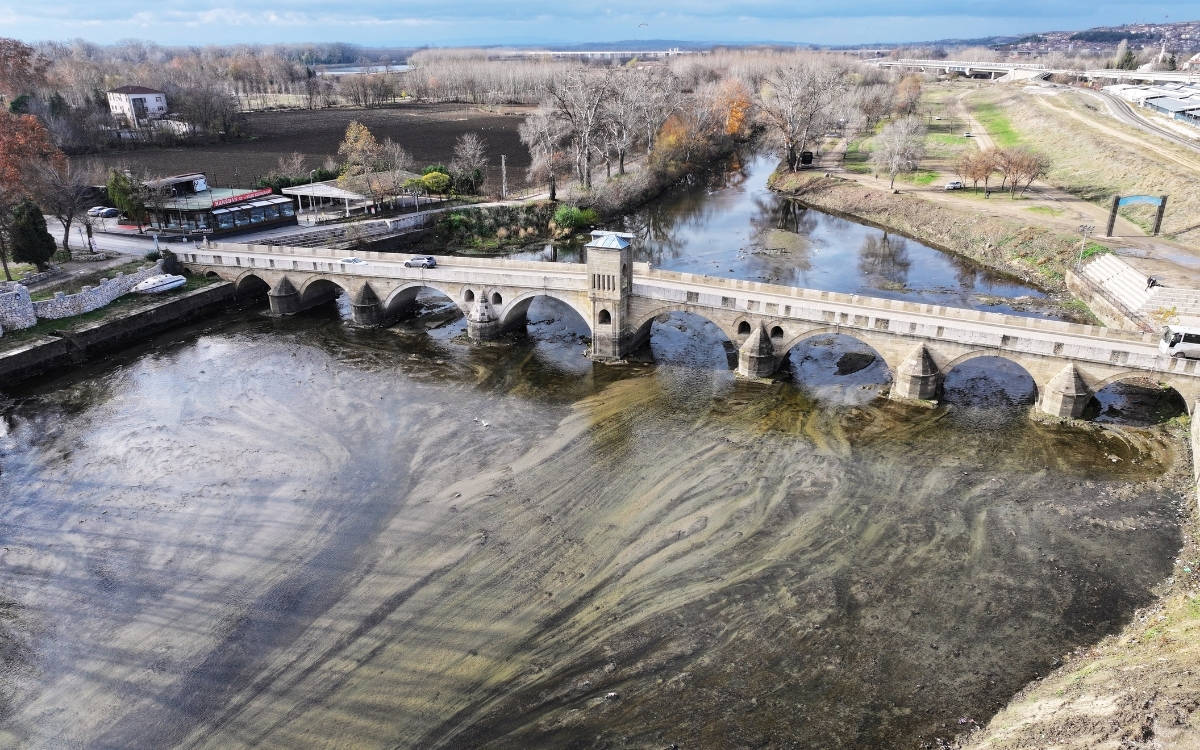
[0, 1, 1196, 47]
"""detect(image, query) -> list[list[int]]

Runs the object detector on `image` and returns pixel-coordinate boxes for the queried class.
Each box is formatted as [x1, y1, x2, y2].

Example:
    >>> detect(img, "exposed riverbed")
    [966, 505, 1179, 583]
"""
[0, 151, 1191, 749]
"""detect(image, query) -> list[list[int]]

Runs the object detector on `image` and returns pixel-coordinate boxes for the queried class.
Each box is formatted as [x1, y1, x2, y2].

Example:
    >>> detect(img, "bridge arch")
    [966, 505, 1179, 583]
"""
[940, 352, 1040, 408]
[497, 290, 593, 337]
[234, 271, 271, 300]
[631, 305, 743, 348]
[779, 329, 894, 400]
[383, 282, 465, 318]
[631, 307, 739, 370]
[298, 276, 352, 306]
[1085, 370, 1190, 421]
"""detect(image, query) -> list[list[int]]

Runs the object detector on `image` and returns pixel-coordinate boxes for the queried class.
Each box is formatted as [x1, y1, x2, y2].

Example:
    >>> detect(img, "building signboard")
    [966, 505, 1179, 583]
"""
[212, 188, 274, 207]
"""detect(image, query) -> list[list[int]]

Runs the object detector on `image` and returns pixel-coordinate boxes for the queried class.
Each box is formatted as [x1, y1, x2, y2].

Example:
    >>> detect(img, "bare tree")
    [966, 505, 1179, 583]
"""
[450, 132, 487, 194]
[760, 61, 848, 171]
[1009, 148, 1051, 195]
[870, 116, 926, 188]
[519, 109, 565, 200]
[37, 158, 99, 251]
[546, 69, 610, 189]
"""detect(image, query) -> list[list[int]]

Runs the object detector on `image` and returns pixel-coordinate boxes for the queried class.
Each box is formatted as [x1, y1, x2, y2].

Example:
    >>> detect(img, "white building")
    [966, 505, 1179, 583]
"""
[107, 86, 168, 127]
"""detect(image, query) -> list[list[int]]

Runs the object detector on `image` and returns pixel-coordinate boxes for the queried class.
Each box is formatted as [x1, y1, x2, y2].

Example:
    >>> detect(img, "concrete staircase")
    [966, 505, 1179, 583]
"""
[1079, 253, 1200, 328]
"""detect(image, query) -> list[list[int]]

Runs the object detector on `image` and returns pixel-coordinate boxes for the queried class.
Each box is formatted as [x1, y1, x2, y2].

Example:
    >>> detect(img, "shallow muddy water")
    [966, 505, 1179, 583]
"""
[0, 150, 1189, 749]
[0, 305, 1189, 749]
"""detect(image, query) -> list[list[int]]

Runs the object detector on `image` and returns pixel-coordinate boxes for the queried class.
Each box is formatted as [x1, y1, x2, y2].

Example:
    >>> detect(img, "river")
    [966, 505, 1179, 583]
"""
[0, 152, 1190, 749]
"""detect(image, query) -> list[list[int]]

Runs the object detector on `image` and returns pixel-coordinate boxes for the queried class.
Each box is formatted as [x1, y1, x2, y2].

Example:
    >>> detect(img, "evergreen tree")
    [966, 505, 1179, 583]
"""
[9, 197, 56, 269]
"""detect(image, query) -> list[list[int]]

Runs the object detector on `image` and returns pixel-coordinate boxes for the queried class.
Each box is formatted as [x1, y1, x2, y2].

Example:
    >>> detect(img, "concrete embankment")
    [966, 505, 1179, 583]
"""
[0, 282, 235, 387]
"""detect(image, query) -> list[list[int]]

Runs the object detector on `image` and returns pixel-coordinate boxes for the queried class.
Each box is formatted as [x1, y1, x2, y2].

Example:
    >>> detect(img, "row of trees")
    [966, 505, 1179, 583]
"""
[955, 147, 1051, 195]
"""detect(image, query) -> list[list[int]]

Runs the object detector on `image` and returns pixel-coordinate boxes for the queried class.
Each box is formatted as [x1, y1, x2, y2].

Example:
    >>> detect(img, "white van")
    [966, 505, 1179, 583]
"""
[1159, 325, 1200, 358]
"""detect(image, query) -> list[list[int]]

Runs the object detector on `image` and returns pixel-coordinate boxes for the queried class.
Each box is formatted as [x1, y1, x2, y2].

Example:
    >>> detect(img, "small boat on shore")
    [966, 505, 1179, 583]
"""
[132, 274, 187, 294]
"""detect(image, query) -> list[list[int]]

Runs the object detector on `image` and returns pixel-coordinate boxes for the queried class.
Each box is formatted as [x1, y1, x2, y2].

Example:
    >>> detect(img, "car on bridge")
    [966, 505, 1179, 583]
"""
[404, 256, 437, 268]
[339, 257, 366, 264]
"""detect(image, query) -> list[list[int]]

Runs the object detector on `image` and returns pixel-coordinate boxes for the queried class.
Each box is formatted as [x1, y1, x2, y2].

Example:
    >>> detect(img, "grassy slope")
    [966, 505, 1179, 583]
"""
[963, 87, 1200, 242]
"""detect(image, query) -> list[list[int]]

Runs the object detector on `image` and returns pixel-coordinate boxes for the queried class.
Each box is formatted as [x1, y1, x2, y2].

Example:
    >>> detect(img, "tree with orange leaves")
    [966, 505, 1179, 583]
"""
[717, 78, 753, 138]
[0, 111, 64, 280]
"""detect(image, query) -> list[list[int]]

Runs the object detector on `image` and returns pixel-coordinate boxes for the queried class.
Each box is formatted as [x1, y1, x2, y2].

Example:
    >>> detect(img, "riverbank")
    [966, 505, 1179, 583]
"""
[0, 282, 236, 387]
[769, 170, 1085, 298]
[960, 417, 1200, 749]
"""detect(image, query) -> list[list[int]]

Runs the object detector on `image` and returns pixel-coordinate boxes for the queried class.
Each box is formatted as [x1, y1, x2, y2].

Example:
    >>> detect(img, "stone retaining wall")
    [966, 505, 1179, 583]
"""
[0, 282, 37, 335]
[0, 282, 235, 386]
[32, 262, 163, 320]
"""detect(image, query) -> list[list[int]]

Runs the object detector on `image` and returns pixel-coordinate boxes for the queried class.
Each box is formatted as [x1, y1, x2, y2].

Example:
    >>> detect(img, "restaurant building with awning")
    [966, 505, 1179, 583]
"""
[144, 173, 298, 235]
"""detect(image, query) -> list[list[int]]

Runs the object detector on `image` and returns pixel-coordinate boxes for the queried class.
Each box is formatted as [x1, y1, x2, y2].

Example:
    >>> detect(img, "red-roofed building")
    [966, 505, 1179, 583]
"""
[107, 86, 168, 127]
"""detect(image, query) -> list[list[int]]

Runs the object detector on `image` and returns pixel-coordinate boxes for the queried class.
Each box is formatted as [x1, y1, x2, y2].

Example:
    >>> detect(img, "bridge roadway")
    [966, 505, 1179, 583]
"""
[181, 239, 1200, 418]
[876, 58, 1200, 84]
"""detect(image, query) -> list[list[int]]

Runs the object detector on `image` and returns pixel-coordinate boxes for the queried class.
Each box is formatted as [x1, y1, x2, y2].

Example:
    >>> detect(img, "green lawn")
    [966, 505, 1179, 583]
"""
[844, 138, 872, 173]
[969, 101, 1022, 148]
[1025, 205, 1065, 217]
[900, 171, 939, 186]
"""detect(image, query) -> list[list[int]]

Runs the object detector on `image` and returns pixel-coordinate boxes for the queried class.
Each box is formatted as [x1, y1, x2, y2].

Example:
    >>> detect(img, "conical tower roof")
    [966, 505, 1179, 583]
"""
[1046, 363, 1090, 397]
[897, 344, 938, 377]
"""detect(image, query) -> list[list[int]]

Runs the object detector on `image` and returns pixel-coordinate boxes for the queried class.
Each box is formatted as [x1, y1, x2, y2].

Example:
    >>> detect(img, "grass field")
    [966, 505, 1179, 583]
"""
[968, 101, 1023, 147]
[963, 86, 1200, 243]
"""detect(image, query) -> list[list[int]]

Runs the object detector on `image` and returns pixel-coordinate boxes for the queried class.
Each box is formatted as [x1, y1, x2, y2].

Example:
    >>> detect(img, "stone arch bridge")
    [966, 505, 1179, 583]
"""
[180, 238, 1200, 418]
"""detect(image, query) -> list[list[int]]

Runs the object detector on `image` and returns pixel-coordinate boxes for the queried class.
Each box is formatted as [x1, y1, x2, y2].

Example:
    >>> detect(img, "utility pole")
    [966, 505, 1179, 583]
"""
[500, 154, 507, 200]
[1077, 224, 1095, 267]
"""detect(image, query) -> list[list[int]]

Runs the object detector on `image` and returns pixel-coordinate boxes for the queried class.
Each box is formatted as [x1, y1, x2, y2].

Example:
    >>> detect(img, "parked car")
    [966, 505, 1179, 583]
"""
[87, 206, 120, 218]
[944, 180, 965, 191]
[962, 131, 973, 137]
[403, 256, 437, 268]
[339, 257, 366, 264]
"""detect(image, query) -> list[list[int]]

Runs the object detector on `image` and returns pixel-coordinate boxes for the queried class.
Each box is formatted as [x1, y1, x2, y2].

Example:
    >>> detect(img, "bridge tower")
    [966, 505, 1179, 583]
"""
[586, 230, 635, 362]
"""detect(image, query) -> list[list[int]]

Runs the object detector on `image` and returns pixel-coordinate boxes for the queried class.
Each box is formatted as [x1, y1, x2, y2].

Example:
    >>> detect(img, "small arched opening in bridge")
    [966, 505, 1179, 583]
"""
[781, 332, 891, 406]
[497, 293, 593, 374]
[463, 289, 475, 303]
[1083, 375, 1187, 426]
[384, 285, 465, 339]
[298, 278, 352, 320]
[204, 271, 221, 280]
[770, 325, 784, 340]
[490, 292, 504, 305]
[597, 309, 612, 325]
[737, 321, 752, 335]
[940, 355, 1037, 426]
[234, 273, 270, 304]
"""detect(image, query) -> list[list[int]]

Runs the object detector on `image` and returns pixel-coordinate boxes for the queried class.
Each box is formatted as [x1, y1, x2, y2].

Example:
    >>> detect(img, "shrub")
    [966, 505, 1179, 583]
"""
[144, 250, 162, 261]
[552, 204, 598, 231]
[422, 171, 451, 194]
[422, 164, 449, 176]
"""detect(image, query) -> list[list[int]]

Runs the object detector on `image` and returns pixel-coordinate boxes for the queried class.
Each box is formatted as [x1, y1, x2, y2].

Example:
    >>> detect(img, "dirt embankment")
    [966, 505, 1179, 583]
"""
[959, 442, 1200, 750]
[770, 171, 1084, 295]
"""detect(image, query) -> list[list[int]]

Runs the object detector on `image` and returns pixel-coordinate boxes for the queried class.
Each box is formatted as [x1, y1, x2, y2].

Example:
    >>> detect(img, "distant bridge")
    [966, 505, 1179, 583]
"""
[876, 58, 1200, 84]
[180, 236, 1200, 418]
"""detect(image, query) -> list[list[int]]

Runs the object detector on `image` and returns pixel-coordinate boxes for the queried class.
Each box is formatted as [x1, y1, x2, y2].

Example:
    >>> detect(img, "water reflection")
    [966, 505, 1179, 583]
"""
[501, 151, 1065, 320]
